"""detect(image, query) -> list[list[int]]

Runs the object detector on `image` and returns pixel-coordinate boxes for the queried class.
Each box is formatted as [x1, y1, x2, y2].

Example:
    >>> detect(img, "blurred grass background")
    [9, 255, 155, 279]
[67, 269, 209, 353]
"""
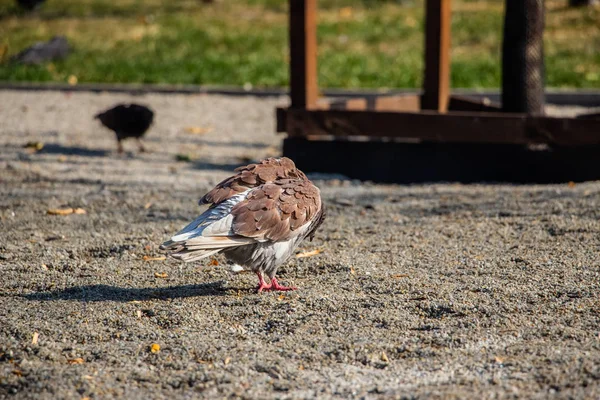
[0, 0, 598, 88]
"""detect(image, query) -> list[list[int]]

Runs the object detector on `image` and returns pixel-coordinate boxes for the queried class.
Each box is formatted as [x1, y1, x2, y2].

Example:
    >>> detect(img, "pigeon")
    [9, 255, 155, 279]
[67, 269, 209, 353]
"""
[95, 104, 154, 153]
[161, 157, 326, 292]
[11, 36, 69, 65]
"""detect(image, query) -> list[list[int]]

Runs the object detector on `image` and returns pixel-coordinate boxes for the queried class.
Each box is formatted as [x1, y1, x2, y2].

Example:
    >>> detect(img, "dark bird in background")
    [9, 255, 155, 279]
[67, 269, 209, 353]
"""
[15, 0, 45, 10]
[95, 104, 154, 154]
[161, 157, 326, 293]
[11, 36, 69, 65]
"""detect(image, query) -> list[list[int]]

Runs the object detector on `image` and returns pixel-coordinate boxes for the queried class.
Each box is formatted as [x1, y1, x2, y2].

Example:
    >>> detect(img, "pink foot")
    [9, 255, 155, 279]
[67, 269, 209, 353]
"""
[269, 277, 297, 292]
[256, 272, 272, 293]
[254, 273, 297, 293]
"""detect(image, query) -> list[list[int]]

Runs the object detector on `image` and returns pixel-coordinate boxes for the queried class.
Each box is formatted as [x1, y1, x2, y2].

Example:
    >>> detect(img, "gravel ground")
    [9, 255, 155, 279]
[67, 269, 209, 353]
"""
[1, 90, 599, 399]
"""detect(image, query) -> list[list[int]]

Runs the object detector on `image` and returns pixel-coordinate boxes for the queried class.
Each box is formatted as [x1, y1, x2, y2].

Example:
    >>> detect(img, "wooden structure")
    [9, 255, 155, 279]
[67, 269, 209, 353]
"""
[277, 0, 600, 183]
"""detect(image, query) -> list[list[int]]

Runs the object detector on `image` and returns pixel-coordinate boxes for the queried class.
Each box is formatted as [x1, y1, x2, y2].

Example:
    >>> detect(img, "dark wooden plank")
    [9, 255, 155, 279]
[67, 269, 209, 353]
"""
[421, 0, 452, 112]
[282, 108, 600, 145]
[284, 137, 600, 183]
[289, 0, 318, 109]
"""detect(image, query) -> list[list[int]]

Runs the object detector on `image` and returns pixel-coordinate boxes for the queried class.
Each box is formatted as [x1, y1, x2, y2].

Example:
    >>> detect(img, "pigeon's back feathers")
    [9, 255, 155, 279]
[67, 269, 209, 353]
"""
[231, 179, 321, 242]
[200, 157, 308, 205]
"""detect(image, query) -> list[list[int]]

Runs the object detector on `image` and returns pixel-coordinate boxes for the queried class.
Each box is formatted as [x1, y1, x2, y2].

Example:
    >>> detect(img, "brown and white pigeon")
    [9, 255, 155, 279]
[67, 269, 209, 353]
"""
[160, 157, 325, 292]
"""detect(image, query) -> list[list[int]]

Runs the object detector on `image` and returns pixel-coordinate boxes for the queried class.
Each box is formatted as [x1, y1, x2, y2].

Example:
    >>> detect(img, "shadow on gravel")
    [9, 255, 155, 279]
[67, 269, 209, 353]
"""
[23, 282, 227, 302]
[40, 143, 109, 157]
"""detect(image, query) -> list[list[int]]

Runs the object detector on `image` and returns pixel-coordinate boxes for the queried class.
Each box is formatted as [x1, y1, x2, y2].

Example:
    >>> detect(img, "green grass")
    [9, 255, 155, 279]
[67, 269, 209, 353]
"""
[0, 0, 598, 88]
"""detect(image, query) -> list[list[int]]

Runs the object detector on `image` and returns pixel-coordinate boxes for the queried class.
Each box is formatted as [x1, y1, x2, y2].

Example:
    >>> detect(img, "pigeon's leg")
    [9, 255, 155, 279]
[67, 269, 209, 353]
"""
[269, 277, 297, 292]
[255, 271, 272, 293]
[117, 138, 124, 154]
[137, 138, 146, 153]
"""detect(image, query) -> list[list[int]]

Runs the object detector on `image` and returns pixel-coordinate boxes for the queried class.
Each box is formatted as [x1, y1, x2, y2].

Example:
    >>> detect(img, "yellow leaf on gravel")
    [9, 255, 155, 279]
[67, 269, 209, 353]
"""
[209, 259, 219, 266]
[296, 249, 322, 258]
[150, 343, 160, 353]
[24, 141, 44, 151]
[47, 208, 74, 216]
[32, 332, 39, 345]
[47, 208, 86, 216]
[67, 358, 84, 365]
[154, 272, 168, 278]
[144, 256, 166, 262]
[184, 126, 213, 135]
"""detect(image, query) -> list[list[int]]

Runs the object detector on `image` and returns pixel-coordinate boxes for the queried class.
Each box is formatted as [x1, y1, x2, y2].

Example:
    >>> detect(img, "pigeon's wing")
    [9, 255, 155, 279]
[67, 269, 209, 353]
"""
[230, 179, 322, 242]
[199, 157, 306, 205]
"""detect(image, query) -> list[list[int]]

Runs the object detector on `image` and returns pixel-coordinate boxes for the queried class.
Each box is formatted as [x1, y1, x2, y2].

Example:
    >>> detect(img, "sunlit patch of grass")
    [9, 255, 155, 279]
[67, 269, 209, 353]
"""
[0, 0, 598, 88]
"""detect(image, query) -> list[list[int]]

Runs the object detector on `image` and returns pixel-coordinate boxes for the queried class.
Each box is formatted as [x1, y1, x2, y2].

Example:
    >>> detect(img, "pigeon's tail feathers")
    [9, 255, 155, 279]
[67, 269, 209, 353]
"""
[169, 248, 222, 263]
[160, 190, 252, 262]
[160, 235, 253, 263]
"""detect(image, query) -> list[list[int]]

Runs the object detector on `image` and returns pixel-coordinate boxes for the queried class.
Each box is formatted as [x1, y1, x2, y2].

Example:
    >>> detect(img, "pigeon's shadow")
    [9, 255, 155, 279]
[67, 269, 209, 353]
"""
[23, 281, 228, 302]
[40, 143, 109, 157]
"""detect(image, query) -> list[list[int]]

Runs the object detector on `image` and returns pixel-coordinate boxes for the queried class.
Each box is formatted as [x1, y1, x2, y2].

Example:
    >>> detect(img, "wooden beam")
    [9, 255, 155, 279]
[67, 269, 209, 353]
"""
[289, 0, 318, 109]
[421, 0, 452, 112]
[283, 137, 600, 184]
[281, 108, 600, 146]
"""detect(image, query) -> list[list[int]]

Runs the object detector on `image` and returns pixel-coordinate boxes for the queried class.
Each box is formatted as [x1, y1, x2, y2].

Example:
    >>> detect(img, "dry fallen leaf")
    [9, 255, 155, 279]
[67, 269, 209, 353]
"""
[350, 266, 356, 275]
[144, 256, 166, 261]
[24, 141, 44, 152]
[296, 249, 322, 258]
[67, 358, 85, 365]
[73, 208, 86, 215]
[392, 274, 409, 279]
[495, 356, 505, 364]
[136, 310, 142, 318]
[32, 332, 39, 345]
[154, 272, 168, 278]
[568, 181, 576, 188]
[224, 357, 231, 365]
[209, 259, 219, 266]
[47, 208, 74, 216]
[381, 352, 389, 363]
[184, 126, 213, 135]
[144, 202, 153, 209]
[57, 155, 67, 162]
[150, 343, 160, 353]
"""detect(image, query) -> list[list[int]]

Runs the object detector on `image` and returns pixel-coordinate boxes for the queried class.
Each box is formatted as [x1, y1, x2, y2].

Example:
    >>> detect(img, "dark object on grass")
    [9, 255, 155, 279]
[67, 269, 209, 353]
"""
[501, 0, 545, 114]
[569, 0, 599, 6]
[161, 157, 326, 293]
[15, 0, 45, 10]
[11, 36, 69, 65]
[95, 104, 154, 153]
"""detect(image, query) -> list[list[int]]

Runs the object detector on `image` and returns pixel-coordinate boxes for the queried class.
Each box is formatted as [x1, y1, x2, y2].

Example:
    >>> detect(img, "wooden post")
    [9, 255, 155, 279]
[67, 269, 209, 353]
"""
[289, 0, 318, 109]
[421, 0, 452, 112]
[502, 0, 545, 114]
